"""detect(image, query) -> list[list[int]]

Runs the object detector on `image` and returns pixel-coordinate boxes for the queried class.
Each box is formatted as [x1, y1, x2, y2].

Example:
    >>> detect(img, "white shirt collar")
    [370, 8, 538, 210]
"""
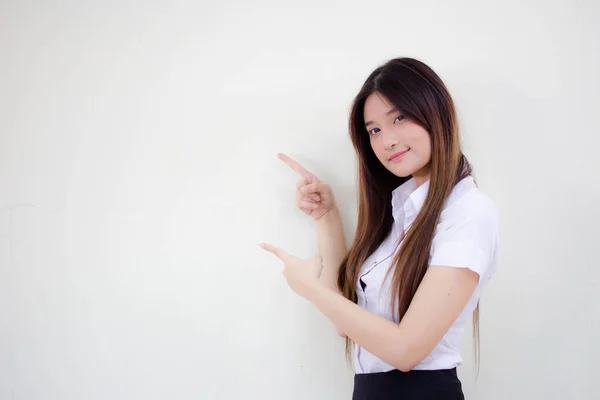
[391, 177, 431, 218]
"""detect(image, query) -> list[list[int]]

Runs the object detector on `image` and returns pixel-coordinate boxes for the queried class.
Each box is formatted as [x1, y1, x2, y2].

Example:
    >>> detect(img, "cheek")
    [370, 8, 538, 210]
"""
[370, 139, 385, 160]
[417, 139, 432, 158]
[409, 131, 431, 156]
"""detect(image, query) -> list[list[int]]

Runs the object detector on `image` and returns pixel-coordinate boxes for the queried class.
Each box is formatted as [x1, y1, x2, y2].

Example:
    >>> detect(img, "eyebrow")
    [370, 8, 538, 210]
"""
[364, 107, 401, 127]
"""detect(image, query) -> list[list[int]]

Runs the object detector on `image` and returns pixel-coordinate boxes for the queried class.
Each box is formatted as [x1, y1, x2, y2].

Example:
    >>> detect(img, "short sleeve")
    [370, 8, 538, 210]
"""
[429, 197, 499, 280]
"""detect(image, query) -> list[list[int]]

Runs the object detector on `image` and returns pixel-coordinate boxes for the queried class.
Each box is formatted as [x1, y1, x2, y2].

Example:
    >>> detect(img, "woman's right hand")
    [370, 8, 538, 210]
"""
[278, 153, 337, 221]
[278, 153, 346, 339]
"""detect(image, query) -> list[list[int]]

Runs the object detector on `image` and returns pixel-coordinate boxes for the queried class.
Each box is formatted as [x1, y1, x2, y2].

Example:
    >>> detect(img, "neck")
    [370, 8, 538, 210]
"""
[413, 169, 430, 188]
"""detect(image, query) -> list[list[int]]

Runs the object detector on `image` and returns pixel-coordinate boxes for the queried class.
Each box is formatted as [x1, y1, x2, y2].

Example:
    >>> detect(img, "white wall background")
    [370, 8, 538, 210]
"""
[1, 1, 598, 399]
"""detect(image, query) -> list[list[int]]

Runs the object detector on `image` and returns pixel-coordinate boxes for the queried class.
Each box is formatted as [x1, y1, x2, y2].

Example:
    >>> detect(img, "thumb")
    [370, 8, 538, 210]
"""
[308, 174, 321, 184]
[302, 182, 329, 194]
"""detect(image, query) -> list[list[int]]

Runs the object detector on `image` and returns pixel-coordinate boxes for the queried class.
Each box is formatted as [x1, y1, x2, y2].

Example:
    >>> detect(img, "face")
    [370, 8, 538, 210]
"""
[363, 92, 432, 186]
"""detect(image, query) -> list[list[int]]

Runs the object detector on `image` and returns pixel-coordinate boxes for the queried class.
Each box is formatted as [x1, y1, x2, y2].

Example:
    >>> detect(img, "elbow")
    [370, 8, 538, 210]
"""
[396, 362, 417, 373]
[389, 345, 420, 373]
[388, 330, 437, 372]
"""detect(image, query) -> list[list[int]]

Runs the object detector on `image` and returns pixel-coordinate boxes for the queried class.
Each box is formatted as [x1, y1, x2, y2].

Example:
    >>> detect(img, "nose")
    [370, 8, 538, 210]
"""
[382, 129, 399, 151]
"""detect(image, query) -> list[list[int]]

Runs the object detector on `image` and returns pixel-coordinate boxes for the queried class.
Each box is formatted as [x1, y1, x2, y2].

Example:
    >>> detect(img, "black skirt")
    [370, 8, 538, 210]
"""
[352, 368, 464, 400]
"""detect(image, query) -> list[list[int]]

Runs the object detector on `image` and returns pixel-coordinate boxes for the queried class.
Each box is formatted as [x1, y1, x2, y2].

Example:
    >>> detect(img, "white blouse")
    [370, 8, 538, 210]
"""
[354, 176, 500, 373]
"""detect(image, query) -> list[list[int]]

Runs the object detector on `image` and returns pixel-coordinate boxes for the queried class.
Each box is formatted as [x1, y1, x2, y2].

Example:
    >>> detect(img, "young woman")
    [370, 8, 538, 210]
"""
[260, 57, 499, 399]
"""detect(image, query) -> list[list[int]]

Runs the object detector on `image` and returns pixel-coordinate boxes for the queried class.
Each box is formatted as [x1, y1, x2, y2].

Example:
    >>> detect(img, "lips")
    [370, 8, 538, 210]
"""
[389, 149, 409, 161]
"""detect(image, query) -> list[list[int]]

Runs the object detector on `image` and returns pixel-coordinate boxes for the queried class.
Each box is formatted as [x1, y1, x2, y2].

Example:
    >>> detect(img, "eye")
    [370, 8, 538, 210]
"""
[367, 115, 405, 136]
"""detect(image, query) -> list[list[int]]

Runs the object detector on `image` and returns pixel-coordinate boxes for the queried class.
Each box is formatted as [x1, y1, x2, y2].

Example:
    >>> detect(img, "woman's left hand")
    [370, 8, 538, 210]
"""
[259, 242, 324, 298]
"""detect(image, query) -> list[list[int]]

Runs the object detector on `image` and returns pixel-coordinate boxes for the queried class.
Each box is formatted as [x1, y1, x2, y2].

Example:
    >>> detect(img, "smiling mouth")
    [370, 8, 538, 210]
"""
[389, 149, 410, 161]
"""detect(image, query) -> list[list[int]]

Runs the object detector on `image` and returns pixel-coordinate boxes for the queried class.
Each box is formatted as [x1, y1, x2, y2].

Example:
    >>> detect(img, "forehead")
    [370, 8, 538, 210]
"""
[364, 92, 395, 117]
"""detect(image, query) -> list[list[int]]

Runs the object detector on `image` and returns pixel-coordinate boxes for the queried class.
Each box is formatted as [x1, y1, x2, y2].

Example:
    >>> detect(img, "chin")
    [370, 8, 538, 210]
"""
[388, 165, 414, 178]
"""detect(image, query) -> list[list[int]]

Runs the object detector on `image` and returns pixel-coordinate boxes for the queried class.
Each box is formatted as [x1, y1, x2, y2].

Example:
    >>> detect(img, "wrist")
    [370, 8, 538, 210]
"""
[302, 278, 326, 301]
[315, 205, 340, 224]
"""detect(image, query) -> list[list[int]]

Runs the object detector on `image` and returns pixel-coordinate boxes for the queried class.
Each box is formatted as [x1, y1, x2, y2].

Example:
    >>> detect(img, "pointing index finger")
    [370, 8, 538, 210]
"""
[277, 153, 320, 183]
[259, 242, 290, 262]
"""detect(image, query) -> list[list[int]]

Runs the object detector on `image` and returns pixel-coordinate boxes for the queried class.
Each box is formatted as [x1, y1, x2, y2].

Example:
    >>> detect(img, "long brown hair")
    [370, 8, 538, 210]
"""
[336, 57, 480, 366]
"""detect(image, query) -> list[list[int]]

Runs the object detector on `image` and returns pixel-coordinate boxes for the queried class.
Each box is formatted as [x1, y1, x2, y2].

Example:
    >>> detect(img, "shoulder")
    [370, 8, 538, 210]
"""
[438, 177, 499, 232]
[429, 177, 500, 278]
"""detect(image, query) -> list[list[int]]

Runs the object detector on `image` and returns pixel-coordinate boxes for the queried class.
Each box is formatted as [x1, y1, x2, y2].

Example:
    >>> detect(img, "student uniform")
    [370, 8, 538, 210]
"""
[352, 176, 499, 400]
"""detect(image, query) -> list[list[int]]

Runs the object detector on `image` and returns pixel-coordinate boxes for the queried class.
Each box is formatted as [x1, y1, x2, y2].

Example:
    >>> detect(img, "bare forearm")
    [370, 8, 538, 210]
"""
[305, 284, 411, 371]
[315, 206, 347, 293]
